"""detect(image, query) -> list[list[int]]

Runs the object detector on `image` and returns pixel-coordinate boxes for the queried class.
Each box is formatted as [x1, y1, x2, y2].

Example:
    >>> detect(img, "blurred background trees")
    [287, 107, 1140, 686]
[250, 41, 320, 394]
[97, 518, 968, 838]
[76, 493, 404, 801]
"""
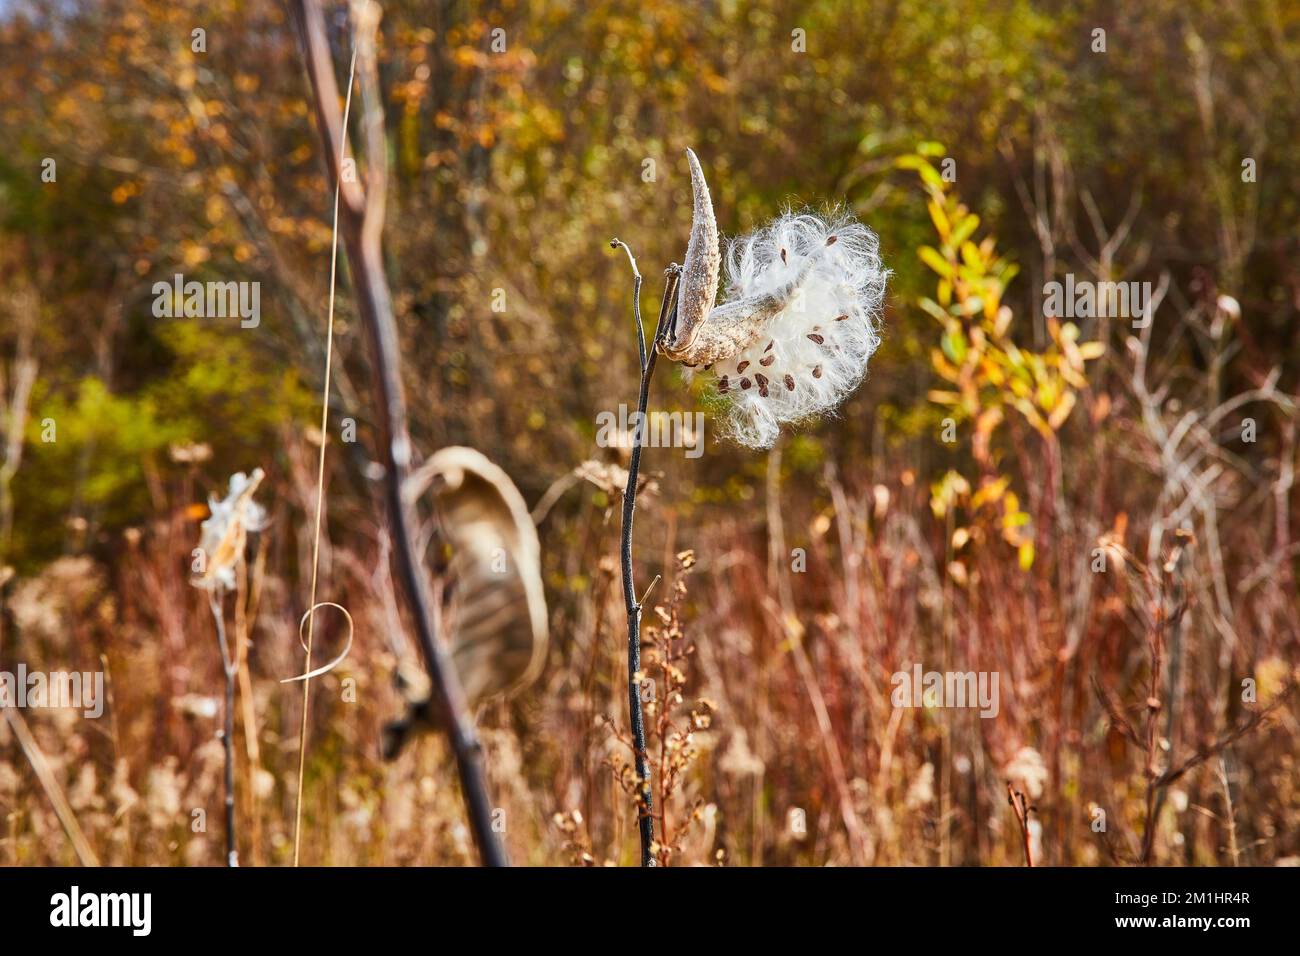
[3, 0, 1298, 556]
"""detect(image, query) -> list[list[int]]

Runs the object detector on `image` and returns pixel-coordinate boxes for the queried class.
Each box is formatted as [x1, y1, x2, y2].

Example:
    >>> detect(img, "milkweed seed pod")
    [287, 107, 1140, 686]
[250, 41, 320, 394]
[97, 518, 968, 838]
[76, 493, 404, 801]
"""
[660, 149, 888, 448]
[192, 468, 267, 593]
[383, 447, 548, 758]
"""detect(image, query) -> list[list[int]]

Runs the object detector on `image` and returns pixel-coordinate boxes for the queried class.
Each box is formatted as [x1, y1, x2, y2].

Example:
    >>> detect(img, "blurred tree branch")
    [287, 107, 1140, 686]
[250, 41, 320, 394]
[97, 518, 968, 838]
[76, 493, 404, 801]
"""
[291, 0, 505, 867]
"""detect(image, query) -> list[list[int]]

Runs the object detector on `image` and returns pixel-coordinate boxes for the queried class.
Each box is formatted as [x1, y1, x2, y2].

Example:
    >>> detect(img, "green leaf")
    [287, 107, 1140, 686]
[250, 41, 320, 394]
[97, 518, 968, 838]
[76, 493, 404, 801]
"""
[918, 245, 953, 278]
[941, 329, 968, 363]
[919, 297, 948, 321]
[950, 214, 980, 247]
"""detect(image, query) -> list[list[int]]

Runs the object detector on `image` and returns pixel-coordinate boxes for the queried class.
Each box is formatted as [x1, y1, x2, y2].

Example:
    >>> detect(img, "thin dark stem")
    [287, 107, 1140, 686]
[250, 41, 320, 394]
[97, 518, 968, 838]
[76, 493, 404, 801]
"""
[209, 592, 237, 867]
[293, 0, 505, 866]
[611, 239, 646, 371]
[616, 248, 679, 866]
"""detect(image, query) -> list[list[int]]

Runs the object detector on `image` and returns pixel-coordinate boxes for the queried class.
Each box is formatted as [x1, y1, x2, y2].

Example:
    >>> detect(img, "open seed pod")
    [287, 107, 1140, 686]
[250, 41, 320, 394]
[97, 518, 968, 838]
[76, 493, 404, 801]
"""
[382, 447, 547, 758]
[660, 149, 888, 448]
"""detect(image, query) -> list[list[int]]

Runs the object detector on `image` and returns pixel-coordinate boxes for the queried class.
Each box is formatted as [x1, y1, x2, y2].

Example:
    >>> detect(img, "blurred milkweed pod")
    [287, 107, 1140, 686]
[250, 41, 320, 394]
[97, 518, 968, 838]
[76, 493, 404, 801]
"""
[872, 483, 891, 520]
[192, 468, 267, 593]
[383, 447, 548, 758]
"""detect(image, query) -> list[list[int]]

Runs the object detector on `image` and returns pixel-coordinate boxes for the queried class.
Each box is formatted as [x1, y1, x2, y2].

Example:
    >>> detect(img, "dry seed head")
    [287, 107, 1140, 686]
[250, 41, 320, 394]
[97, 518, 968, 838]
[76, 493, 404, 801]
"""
[667, 153, 889, 447]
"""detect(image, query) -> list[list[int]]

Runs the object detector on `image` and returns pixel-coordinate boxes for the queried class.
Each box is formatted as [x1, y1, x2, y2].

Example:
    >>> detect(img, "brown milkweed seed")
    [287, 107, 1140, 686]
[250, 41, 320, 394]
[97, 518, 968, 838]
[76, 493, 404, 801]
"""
[740, 377, 752, 390]
[737, 360, 749, 373]
[759, 354, 775, 367]
[754, 374, 768, 388]
[764, 340, 774, 353]
[835, 314, 849, 321]
[718, 376, 729, 393]
[826, 235, 838, 246]
[812, 365, 823, 378]
[808, 333, 825, 345]
[784, 374, 795, 391]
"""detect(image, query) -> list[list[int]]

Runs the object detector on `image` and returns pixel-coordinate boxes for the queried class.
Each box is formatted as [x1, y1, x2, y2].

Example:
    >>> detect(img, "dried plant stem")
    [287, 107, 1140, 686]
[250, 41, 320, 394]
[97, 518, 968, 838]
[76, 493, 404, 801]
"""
[2, 705, 99, 866]
[208, 592, 238, 866]
[612, 239, 678, 866]
[292, 34, 357, 870]
[294, 0, 505, 866]
[236, 540, 267, 863]
[1216, 759, 1240, 866]
[1140, 541, 1185, 865]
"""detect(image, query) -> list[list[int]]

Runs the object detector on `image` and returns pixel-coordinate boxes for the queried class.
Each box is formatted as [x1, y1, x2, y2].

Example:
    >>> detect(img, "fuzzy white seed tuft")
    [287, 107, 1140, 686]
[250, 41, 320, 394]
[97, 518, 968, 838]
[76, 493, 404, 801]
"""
[691, 211, 888, 448]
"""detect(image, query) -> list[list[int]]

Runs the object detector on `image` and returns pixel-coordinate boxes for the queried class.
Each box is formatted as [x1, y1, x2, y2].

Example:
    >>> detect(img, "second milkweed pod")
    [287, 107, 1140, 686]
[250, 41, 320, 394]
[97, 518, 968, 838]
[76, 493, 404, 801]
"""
[384, 447, 548, 758]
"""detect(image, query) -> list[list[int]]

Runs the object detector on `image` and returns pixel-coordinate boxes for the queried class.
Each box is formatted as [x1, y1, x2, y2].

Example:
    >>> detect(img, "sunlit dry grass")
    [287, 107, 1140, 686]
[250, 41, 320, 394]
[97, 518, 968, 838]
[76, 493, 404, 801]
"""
[2, 414, 1296, 866]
